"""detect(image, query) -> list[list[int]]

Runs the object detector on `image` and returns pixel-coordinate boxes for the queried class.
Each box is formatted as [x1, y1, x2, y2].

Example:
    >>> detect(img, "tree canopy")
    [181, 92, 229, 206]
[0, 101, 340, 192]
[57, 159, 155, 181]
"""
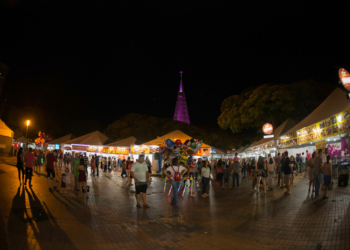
[218, 80, 335, 134]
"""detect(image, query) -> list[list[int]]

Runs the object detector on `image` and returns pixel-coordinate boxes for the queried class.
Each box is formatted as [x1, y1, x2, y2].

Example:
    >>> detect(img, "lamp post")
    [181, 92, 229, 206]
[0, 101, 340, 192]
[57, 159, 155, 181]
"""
[26, 120, 30, 147]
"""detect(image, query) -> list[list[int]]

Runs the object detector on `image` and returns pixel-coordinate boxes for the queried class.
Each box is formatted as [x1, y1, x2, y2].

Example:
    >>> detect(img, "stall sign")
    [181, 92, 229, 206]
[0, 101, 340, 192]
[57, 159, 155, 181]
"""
[316, 140, 326, 151]
[339, 68, 350, 91]
[116, 147, 129, 155]
[55, 144, 60, 149]
[109, 147, 116, 154]
[149, 146, 159, 154]
[64, 146, 71, 150]
[212, 148, 217, 153]
[72, 145, 87, 151]
[279, 107, 350, 148]
[263, 123, 273, 134]
[97, 147, 103, 153]
[202, 148, 211, 156]
[87, 146, 97, 152]
[102, 147, 109, 153]
[131, 146, 149, 154]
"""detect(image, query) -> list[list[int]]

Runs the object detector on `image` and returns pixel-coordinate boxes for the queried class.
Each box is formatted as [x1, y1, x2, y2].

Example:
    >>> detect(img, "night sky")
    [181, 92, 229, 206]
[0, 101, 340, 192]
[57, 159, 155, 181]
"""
[0, 2, 349, 132]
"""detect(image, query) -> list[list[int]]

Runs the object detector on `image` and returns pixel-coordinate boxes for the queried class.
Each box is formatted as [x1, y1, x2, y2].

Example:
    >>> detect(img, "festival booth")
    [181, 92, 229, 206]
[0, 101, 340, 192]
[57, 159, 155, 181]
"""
[105, 136, 138, 160]
[278, 88, 350, 162]
[48, 134, 75, 151]
[142, 130, 224, 172]
[0, 120, 13, 155]
[242, 118, 299, 159]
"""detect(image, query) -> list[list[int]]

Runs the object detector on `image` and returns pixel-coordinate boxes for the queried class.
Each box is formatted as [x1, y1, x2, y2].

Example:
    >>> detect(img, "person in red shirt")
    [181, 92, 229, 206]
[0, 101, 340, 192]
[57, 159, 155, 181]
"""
[126, 157, 133, 186]
[306, 150, 311, 161]
[233, 153, 239, 162]
[24, 148, 35, 186]
[46, 150, 58, 192]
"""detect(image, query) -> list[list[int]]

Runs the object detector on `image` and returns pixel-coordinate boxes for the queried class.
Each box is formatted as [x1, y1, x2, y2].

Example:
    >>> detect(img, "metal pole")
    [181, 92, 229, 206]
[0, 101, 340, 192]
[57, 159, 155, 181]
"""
[26, 125, 28, 147]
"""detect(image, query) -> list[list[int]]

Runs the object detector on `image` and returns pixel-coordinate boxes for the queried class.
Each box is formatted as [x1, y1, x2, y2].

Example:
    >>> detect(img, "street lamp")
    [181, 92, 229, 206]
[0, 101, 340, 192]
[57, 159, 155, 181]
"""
[26, 120, 30, 146]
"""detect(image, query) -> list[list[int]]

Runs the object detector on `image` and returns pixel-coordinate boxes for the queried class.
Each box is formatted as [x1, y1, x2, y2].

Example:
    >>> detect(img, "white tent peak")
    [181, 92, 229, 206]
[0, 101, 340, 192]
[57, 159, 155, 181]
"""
[106, 136, 137, 147]
[64, 131, 112, 146]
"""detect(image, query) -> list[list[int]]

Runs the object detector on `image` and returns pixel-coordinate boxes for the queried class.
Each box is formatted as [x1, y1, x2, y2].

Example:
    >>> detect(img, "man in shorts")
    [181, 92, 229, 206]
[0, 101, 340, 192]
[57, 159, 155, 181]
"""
[131, 155, 150, 208]
[47, 150, 58, 192]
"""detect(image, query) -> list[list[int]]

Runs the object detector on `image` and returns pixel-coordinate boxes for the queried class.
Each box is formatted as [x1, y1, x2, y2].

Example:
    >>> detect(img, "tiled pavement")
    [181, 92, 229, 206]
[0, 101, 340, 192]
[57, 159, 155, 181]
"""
[0, 162, 349, 250]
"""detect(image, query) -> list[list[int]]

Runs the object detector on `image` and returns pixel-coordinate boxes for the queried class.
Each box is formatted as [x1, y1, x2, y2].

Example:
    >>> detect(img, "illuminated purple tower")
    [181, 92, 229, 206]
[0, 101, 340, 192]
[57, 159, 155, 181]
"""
[173, 71, 190, 124]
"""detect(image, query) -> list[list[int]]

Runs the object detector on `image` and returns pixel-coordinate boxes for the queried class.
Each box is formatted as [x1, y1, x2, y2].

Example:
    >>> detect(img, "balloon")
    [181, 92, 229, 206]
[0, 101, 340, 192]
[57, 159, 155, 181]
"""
[179, 155, 188, 166]
[190, 142, 197, 149]
[193, 142, 202, 154]
[165, 139, 174, 148]
[184, 140, 191, 147]
[175, 139, 182, 146]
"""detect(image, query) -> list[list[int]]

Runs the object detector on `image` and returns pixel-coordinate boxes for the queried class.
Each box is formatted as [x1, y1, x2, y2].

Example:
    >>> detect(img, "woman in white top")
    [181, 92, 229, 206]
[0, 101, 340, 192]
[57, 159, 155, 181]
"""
[265, 154, 275, 191]
[199, 160, 212, 197]
[163, 158, 187, 206]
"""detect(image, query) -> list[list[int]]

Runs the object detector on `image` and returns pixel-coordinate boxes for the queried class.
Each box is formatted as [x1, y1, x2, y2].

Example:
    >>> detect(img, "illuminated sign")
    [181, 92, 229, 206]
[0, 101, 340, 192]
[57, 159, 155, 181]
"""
[263, 123, 273, 134]
[131, 146, 150, 154]
[339, 68, 350, 91]
[72, 145, 87, 151]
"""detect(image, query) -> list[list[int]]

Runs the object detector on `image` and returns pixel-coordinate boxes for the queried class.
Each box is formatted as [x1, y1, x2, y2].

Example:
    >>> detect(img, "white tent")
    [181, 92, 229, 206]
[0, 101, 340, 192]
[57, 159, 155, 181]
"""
[49, 134, 75, 145]
[0, 119, 13, 138]
[106, 136, 137, 147]
[63, 131, 112, 146]
[0, 120, 14, 154]
[283, 88, 350, 135]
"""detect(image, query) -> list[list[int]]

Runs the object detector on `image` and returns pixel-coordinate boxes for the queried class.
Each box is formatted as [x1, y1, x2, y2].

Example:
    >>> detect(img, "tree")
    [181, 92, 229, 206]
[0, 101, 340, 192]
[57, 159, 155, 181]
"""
[218, 84, 294, 133]
[218, 80, 335, 134]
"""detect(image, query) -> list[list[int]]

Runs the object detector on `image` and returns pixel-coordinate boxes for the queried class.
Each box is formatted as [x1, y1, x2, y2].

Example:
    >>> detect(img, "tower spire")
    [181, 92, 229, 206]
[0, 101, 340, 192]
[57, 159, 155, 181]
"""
[173, 71, 190, 124]
[179, 71, 183, 93]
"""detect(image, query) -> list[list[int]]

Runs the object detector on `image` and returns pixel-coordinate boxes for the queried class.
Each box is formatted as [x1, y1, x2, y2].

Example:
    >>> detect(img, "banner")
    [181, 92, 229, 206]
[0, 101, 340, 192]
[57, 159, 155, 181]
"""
[202, 148, 211, 156]
[72, 145, 87, 151]
[87, 146, 97, 152]
[316, 140, 326, 151]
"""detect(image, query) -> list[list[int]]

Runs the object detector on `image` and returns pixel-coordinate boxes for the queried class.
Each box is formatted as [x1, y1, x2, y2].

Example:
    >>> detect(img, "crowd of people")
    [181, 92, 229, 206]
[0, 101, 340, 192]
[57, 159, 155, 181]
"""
[15, 146, 333, 207]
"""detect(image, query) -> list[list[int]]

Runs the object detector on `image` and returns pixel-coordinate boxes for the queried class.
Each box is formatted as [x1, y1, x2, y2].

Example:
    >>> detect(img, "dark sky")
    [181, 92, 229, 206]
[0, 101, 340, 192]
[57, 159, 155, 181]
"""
[1, 2, 349, 132]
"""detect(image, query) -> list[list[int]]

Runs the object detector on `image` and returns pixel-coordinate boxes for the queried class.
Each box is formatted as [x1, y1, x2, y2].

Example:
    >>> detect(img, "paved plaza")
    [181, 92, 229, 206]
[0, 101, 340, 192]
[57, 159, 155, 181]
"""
[0, 161, 349, 250]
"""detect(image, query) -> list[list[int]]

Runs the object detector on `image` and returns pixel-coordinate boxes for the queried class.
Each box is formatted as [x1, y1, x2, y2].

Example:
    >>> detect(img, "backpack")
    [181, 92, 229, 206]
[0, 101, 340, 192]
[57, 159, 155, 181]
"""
[171, 166, 182, 181]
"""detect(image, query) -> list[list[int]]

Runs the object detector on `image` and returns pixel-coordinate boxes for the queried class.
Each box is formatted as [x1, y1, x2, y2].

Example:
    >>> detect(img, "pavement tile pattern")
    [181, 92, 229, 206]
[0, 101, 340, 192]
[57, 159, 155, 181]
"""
[0, 161, 349, 250]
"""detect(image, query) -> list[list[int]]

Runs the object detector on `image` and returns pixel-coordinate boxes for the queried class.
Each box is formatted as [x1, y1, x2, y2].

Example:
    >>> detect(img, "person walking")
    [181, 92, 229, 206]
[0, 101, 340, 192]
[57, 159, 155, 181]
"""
[283, 151, 292, 196]
[266, 154, 275, 190]
[255, 156, 267, 194]
[91, 155, 96, 176]
[164, 158, 187, 205]
[24, 148, 35, 187]
[78, 158, 87, 198]
[199, 160, 211, 197]
[58, 150, 63, 168]
[16, 148, 25, 184]
[46, 150, 58, 192]
[308, 151, 316, 193]
[126, 157, 133, 186]
[145, 156, 152, 182]
[121, 159, 126, 178]
[322, 155, 332, 199]
[72, 153, 80, 191]
[83, 153, 88, 175]
[95, 154, 99, 177]
[214, 159, 223, 187]
[232, 155, 240, 188]
[131, 155, 150, 208]
[314, 149, 324, 197]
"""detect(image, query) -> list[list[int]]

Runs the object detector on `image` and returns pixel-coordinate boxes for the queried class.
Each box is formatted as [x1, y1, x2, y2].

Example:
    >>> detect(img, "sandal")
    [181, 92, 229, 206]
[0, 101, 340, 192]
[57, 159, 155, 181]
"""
[143, 204, 150, 208]
[136, 204, 142, 208]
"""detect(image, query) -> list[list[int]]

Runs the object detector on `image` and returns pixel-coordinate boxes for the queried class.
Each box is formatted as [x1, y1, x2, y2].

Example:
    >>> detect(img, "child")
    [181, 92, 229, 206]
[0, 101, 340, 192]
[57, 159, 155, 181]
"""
[65, 167, 71, 191]
[223, 165, 230, 188]
[60, 173, 66, 194]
